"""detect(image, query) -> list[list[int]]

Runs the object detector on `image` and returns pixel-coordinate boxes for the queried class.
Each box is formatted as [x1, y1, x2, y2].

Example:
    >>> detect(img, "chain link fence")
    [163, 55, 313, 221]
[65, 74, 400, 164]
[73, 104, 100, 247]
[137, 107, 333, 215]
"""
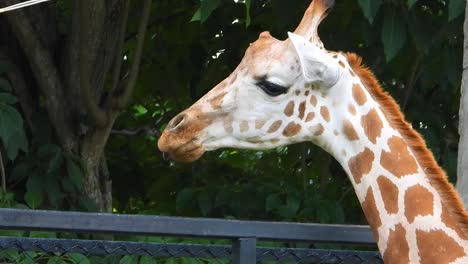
[0, 209, 383, 263]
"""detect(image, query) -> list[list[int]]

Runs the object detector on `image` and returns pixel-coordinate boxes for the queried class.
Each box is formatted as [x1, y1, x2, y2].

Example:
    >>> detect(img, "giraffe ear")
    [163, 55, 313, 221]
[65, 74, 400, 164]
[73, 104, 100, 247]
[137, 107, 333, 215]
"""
[288, 32, 340, 87]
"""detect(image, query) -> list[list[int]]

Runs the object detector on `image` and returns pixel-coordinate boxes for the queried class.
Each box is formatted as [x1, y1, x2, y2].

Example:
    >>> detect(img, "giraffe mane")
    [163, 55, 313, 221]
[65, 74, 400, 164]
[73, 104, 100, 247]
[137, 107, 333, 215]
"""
[344, 52, 468, 236]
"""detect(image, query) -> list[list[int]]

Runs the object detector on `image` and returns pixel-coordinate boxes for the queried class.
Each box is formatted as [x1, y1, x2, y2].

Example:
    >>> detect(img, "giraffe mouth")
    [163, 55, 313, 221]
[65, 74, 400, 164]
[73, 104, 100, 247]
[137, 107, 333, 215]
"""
[158, 133, 205, 162]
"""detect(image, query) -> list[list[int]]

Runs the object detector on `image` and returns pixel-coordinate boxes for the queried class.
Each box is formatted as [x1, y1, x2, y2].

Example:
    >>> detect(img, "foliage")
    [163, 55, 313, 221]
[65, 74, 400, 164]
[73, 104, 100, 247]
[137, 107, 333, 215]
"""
[0, 0, 465, 262]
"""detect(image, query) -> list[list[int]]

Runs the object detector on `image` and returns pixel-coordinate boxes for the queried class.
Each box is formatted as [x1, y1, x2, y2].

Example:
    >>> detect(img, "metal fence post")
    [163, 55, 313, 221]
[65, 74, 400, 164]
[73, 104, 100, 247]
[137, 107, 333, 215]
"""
[232, 237, 256, 264]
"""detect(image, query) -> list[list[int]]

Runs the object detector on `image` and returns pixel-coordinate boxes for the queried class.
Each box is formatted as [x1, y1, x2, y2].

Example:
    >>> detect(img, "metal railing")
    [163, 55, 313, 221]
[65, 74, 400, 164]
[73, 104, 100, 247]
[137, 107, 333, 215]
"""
[0, 208, 383, 263]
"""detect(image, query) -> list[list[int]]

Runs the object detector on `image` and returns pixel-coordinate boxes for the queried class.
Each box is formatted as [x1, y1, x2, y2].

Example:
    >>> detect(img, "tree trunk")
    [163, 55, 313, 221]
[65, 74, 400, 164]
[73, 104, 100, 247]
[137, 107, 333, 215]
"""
[457, 3, 468, 208]
[0, 0, 151, 212]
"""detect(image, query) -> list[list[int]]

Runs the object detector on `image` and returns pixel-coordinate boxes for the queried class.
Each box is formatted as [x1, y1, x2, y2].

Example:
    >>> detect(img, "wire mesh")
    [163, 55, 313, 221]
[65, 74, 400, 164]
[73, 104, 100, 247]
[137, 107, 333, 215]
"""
[0, 237, 383, 263]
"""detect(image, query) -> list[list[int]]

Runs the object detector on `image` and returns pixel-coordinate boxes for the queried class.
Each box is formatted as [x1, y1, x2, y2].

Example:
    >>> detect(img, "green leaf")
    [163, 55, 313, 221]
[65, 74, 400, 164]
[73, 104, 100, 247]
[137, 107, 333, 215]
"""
[245, 0, 252, 27]
[29, 231, 57, 238]
[47, 256, 66, 264]
[176, 188, 195, 212]
[139, 256, 157, 264]
[66, 159, 83, 188]
[0, 93, 17, 104]
[381, 7, 407, 62]
[37, 144, 63, 174]
[191, 0, 221, 23]
[133, 104, 148, 117]
[24, 191, 43, 209]
[119, 256, 138, 264]
[265, 193, 281, 212]
[408, 0, 418, 9]
[0, 104, 28, 160]
[197, 191, 212, 216]
[357, 0, 382, 24]
[0, 78, 12, 92]
[449, 0, 465, 21]
[68, 253, 91, 264]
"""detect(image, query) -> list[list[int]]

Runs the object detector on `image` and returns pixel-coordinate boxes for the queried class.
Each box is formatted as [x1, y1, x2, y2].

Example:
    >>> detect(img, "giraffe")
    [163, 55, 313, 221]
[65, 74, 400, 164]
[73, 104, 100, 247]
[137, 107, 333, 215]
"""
[157, 0, 468, 262]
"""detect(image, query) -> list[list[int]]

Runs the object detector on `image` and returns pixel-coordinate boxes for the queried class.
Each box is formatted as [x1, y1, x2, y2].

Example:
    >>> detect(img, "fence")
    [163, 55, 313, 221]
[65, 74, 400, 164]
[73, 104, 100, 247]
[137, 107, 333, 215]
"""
[0, 208, 382, 263]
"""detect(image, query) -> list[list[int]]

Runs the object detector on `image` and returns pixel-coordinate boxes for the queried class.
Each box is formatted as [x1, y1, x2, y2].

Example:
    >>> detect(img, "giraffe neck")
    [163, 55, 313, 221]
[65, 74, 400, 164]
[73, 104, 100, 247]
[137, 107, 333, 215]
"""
[317, 53, 468, 263]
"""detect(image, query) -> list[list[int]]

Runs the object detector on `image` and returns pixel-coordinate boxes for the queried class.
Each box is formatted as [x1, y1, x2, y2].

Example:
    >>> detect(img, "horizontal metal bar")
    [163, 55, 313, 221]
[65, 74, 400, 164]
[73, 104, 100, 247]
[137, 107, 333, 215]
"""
[0, 209, 375, 244]
[0, 236, 382, 263]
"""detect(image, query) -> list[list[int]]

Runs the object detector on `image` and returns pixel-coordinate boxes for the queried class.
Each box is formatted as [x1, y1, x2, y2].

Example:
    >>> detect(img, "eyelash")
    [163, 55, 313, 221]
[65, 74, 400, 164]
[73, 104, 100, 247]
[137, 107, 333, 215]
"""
[256, 80, 289, 97]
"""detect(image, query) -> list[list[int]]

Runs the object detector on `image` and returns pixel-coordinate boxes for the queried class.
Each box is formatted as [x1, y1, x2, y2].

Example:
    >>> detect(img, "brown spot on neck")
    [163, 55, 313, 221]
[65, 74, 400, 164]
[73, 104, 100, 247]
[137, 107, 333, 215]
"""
[404, 185, 434, 223]
[283, 122, 302, 137]
[338, 61, 346, 68]
[383, 224, 409, 264]
[361, 187, 382, 242]
[348, 104, 357, 115]
[240, 120, 249, 133]
[255, 120, 266, 129]
[320, 106, 330, 122]
[348, 147, 374, 184]
[352, 83, 367, 106]
[377, 176, 399, 214]
[361, 109, 383, 144]
[305, 112, 315, 122]
[209, 91, 228, 110]
[380, 136, 418, 178]
[267, 120, 283, 133]
[298, 101, 306, 120]
[310, 95, 317, 107]
[284, 101, 295, 117]
[343, 120, 359, 141]
[312, 124, 324, 136]
[416, 229, 465, 263]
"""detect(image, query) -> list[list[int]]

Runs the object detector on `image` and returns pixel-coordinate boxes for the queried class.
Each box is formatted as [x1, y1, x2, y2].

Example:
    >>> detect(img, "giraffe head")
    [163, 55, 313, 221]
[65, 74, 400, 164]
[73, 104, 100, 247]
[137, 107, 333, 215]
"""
[158, 0, 339, 162]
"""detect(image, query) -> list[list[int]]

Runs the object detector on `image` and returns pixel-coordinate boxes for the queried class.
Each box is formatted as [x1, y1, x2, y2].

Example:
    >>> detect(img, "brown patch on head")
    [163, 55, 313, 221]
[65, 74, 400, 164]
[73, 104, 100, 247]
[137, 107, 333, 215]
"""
[377, 176, 399, 214]
[255, 120, 266, 129]
[267, 120, 283, 133]
[320, 106, 330, 122]
[305, 112, 315, 122]
[247, 136, 262, 143]
[345, 52, 468, 235]
[304, 83, 311, 89]
[361, 187, 382, 242]
[209, 91, 228, 110]
[298, 101, 306, 120]
[361, 109, 383, 144]
[332, 54, 338, 59]
[283, 122, 302, 137]
[348, 104, 357, 115]
[404, 185, 434, 223]
[416, 229, 465, 263]
[441, 205, 467, 240]
[240, 120, 249, 133]
[310, 96, 317, 107]
[352, 83, 367, 106]
[343, 120, 359, 141]
[380, 136, 418, 178]
[383, 224, 409, 263]
[348, 148, 374, 184]
[270, 139, 280, 144]
[312, 124, 324, 136]
[338, 61, 346, 68]
[223, 116, 234, 133]
[305, 90, 310, 96]
[295, 90, 301, 95]
[284, 101, 295, 117]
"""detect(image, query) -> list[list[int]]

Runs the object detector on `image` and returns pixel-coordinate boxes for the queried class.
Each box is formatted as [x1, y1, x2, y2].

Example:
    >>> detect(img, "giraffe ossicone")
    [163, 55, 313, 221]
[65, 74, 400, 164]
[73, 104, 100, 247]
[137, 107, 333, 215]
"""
[158, 0, 468, 262]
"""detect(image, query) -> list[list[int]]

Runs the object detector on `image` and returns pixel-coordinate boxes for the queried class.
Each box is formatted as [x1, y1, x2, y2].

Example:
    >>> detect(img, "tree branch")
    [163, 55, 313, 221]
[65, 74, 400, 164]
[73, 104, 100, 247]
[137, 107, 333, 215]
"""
[78, 0, 108, 126]
[110, 0, 130, 94]
[112, 0, 152, 109]
[111, 126, 161, 137]
[2, 0, 75, 150]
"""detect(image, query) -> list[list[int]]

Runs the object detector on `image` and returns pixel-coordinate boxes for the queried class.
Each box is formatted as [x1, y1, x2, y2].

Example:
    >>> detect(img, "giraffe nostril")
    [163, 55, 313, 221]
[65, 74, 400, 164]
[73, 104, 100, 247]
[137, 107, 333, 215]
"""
[168, 113, 187, 131]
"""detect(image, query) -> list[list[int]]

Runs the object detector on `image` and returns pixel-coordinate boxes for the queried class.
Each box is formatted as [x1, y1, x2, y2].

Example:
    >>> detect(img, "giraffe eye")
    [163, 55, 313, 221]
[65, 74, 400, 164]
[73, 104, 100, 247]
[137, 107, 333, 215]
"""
[257, 80, 288, 97]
